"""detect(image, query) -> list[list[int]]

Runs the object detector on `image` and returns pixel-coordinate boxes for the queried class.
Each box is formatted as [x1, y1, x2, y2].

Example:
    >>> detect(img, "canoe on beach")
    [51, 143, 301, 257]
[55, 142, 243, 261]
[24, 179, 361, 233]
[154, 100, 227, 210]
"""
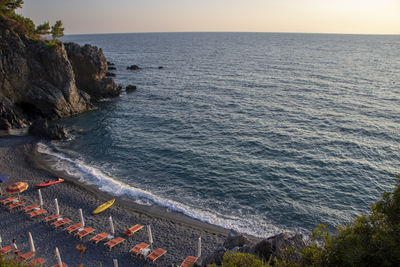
[35, 178, 64, 188]
[92, 198, 115, 215]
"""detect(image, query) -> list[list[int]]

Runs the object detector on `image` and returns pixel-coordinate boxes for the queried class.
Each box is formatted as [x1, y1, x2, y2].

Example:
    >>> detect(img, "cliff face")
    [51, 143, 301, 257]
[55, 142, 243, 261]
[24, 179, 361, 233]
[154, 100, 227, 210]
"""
[0, 17, 121, 130]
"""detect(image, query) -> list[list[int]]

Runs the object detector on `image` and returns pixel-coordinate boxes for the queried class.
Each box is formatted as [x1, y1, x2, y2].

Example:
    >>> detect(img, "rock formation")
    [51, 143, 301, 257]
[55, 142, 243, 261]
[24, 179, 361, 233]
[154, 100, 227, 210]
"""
[0, 16, 121, 130]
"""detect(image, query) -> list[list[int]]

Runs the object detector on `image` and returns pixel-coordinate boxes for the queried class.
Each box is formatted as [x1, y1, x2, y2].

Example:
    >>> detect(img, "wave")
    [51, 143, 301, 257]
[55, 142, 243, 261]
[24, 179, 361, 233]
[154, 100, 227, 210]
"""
[37, 142, 285, 238]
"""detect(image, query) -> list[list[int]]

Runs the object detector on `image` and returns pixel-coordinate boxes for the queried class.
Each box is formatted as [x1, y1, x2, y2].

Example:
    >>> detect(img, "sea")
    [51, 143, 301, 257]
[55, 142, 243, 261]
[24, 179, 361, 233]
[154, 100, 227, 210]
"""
[38, 32, 400, 238]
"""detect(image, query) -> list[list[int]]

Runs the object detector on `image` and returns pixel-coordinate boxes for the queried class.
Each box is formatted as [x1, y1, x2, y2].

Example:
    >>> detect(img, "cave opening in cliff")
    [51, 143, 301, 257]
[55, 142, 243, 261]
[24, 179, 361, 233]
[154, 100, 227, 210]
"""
[16, 102, 45, 120]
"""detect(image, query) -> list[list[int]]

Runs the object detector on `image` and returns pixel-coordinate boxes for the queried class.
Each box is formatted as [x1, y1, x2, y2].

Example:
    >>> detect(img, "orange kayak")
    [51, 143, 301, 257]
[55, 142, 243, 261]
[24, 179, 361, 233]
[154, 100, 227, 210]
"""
[35, 178, 64, 188]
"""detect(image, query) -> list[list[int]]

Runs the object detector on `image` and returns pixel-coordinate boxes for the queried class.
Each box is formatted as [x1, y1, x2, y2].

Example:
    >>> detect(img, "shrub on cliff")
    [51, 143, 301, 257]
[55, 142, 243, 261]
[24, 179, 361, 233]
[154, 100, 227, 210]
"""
[300, 175, 400, 266]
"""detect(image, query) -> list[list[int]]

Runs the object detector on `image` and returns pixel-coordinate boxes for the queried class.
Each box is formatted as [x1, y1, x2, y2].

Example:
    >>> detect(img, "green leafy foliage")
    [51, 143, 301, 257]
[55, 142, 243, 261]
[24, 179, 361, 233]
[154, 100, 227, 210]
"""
[0, 0, 23, 16]
[51, 20, 64, 39]
[35, 21, 50, 35]
[217, 252, 271, 267]
[300, 176, 400, 266]
[0, 254, 25, 267]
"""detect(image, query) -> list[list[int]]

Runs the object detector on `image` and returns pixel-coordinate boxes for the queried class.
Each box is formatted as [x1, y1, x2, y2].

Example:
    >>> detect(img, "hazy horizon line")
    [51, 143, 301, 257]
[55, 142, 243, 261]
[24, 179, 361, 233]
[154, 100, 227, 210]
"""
[64, 30, 400, 36]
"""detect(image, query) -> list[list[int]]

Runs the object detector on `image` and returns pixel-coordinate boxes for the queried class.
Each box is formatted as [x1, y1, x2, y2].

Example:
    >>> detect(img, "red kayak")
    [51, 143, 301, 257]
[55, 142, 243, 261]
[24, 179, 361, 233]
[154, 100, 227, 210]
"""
[35, 178, 64, 188]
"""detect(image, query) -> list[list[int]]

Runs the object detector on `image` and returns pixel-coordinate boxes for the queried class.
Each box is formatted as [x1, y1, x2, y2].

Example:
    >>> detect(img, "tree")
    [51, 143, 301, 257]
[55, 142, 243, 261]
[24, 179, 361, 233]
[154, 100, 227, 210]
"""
[35, 21, 50, 35]
[51, 20, 64, 39]
[0, 0, 23, 16]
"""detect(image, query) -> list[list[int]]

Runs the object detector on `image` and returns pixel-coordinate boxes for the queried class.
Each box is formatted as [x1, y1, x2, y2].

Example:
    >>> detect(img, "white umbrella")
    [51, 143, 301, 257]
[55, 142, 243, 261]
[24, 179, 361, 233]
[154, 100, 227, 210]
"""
[55, 247, 62, 267]
[113, 259, 118, 267]
[54, 198, 60, 215]
[79, 208, 85, 227]
[109, 216, 115, 235]
[38, 189, 43, 208]
[28, 232, 35, 253]
[197, 236, 201, 258]
[147, 225, 153, 251]
[0, 234, 2, 248]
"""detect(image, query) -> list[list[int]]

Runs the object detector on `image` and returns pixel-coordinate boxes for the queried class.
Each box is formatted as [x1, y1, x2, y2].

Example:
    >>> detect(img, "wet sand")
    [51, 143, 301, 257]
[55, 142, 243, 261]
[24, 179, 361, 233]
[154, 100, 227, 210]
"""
[0, 135, 231, 266]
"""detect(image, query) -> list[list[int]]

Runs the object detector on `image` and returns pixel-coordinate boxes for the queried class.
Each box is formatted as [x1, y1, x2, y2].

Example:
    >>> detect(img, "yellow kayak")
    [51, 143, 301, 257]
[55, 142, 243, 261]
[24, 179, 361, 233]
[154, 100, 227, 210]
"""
[92, 199, 115, 215]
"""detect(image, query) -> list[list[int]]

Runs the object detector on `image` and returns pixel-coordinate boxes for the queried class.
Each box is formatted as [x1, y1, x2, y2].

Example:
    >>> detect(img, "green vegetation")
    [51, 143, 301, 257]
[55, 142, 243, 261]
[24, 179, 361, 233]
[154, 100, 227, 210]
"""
[0, 0, 64, 39]
[210, 252, 271, 267]
[215, 175, 400, 267]
[0, 254, 25, 267]
[51, 20, 64, 39]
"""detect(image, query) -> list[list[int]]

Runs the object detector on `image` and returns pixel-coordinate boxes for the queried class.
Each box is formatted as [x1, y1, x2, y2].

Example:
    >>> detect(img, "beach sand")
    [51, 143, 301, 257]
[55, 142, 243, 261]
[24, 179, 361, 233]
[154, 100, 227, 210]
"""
[0, 135, 231, 266]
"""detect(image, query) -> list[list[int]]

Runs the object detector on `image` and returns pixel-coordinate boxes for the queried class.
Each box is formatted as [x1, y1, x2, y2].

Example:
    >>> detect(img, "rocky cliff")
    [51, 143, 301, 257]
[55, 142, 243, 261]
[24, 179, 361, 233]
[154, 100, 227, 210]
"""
[0, 17, 121, 130]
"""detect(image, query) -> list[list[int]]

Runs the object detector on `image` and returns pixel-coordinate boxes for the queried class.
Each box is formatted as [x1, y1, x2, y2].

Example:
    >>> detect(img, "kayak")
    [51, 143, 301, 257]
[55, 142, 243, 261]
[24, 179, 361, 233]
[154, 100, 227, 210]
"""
[34, 178, 64, 188]
[92, 199, 115, 215]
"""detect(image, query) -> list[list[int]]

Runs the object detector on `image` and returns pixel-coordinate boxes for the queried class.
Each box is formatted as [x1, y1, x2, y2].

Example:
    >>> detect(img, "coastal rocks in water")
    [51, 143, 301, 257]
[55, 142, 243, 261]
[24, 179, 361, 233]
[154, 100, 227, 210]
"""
[28, 119, 68, 140]
[107, 61, 115, 66]
[64, 43, 121, 99]
[106, 72, 116, 77]
[127, 65, 141, 70]
[125, 85, 137, 92]
[108, 66, 116, 70]
[158, 66, 164, 69]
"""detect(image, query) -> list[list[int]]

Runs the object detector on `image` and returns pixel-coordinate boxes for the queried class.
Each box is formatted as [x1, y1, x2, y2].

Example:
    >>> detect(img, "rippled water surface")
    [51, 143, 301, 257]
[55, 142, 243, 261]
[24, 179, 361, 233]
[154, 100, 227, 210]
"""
[50, 33, 400, 237]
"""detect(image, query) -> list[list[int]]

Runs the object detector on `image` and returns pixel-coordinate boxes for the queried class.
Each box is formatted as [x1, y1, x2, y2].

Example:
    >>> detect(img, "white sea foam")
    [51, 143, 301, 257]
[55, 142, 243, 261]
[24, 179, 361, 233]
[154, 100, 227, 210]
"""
[37, 142, 284, 238]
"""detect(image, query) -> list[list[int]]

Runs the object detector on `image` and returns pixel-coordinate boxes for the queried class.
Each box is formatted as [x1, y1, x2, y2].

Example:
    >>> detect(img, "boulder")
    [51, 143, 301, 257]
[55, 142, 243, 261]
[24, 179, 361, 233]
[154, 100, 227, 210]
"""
[108, 66, 116, 70]
[200, 248, 226, 266]
[126, 85, 137, 92]
[106, 72, 116, 77]
[252, 239, 272, 260]
[223, 230, 251, 250]
[127, 65, 141, 70]
[107, 61, 115, 66]
[158, 66, 164, 69]
[28, 119, 68, 140]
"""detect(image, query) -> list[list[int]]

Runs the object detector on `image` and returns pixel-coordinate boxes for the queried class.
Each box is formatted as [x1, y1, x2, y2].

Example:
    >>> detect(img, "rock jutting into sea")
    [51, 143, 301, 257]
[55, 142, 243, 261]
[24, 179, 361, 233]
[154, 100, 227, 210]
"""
[0, 16, 121, 130]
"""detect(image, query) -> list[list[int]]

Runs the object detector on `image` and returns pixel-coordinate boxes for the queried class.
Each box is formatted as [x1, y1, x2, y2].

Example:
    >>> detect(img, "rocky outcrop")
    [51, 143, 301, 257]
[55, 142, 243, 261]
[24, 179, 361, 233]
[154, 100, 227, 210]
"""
[28, 119, 68, 140]
[127, 65, 141, 70]
[64, 43, 121, 99]
[0, 17, 121, 130]
[200, 231, 306, 266]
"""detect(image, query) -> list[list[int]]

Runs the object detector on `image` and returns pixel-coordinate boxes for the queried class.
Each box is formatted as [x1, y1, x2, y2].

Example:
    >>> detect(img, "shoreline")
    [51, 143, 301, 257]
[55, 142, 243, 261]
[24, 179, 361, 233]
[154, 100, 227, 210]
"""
[0, 134, 259, 266]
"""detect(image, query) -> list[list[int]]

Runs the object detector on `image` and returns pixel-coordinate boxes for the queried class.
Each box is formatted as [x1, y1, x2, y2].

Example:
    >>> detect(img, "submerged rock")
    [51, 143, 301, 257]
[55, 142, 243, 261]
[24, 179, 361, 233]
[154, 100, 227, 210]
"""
[158, 66, 164, 69]
[127, 65, 141, 70]
[126, 85, 137, 92]
[106, 72, 116, 77]
[108, 66, 116, 70]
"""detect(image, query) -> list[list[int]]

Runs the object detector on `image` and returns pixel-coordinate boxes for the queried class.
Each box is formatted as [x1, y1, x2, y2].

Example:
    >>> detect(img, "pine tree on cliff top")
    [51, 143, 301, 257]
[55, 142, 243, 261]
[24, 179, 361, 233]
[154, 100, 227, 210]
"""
[35, 21, 50, 35]
[51, 20, 64, 39]
[0, 0, 23, 16]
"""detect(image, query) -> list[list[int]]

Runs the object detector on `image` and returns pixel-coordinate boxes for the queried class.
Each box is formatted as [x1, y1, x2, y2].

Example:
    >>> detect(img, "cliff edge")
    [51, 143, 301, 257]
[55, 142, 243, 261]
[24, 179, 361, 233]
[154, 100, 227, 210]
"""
[0, 17, 121, 130]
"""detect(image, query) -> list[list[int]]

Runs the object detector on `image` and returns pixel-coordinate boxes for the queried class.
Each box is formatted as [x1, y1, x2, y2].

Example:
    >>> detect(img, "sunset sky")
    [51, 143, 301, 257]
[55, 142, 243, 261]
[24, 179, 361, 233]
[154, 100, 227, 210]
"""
[20, 0, 400, 34]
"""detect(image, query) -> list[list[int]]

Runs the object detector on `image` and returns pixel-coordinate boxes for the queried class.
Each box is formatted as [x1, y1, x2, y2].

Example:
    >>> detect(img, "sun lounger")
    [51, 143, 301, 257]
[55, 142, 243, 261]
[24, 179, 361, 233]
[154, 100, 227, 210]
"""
[52, 218, 71, 228]
[105, 237, 125, 250]
[0, 245, 12, 254]
[26, 257, 45, 266]
[76, 227, 95, 239]
[1, 196, 17, 205]
[65, 223, 82, 234]
[90, 232, 110, 244]
[19, 251, 35, 261]
[180, 256, 198, 267]
[124, 224, 143, 236]
[130, 242, 149, 256]
[29, 209, 47, 218]
[8, 201, 25, 210]
[44, 214, 60, 223]
[147, 248, 167, 263]
[50, 262, 67, 267]
[24, 204, 40, 213]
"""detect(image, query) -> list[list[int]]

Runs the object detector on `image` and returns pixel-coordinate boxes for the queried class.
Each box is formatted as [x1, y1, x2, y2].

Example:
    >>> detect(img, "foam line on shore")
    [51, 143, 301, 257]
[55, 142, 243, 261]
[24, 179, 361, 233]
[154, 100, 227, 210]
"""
[37, 141, 282, 238]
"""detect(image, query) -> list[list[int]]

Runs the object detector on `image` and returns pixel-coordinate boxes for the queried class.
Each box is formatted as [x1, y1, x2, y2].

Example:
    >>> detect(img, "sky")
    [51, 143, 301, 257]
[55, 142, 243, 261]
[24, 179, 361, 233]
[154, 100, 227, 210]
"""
[20, 0, 400, 35]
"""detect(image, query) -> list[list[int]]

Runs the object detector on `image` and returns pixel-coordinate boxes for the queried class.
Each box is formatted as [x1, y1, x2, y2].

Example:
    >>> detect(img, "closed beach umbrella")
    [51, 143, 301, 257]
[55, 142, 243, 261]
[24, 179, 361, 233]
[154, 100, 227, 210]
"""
[79, 208, 85, 227]
[113, 259, 118, 267]
[6, 182, 28, 200]
[38, 189, 43, 208]
[147, 225, 153, 251]
[55, 247, 62, 267]
[109, 216, 115, 235]
[28, 232, 35, 253]
[197, 236, 201, 258]
[55, 198, 60, 215]
[0, 174, 9, 195]
[0, 234, 2, 248]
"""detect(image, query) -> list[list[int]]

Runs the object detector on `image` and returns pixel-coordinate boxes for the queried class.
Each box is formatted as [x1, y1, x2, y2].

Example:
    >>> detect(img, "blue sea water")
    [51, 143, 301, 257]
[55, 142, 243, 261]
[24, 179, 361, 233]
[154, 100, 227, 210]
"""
[40, 33, 400, 237]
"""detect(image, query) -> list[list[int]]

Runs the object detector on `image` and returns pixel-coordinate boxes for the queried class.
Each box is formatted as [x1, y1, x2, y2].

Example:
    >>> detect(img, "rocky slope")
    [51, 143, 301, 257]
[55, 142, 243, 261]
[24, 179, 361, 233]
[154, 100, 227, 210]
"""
[0, 17, 121, 130]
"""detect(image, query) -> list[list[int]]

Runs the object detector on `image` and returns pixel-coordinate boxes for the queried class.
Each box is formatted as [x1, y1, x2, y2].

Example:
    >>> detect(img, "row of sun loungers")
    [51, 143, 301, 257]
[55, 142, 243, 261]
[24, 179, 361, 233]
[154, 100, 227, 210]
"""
[1, 195, 170, 264]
